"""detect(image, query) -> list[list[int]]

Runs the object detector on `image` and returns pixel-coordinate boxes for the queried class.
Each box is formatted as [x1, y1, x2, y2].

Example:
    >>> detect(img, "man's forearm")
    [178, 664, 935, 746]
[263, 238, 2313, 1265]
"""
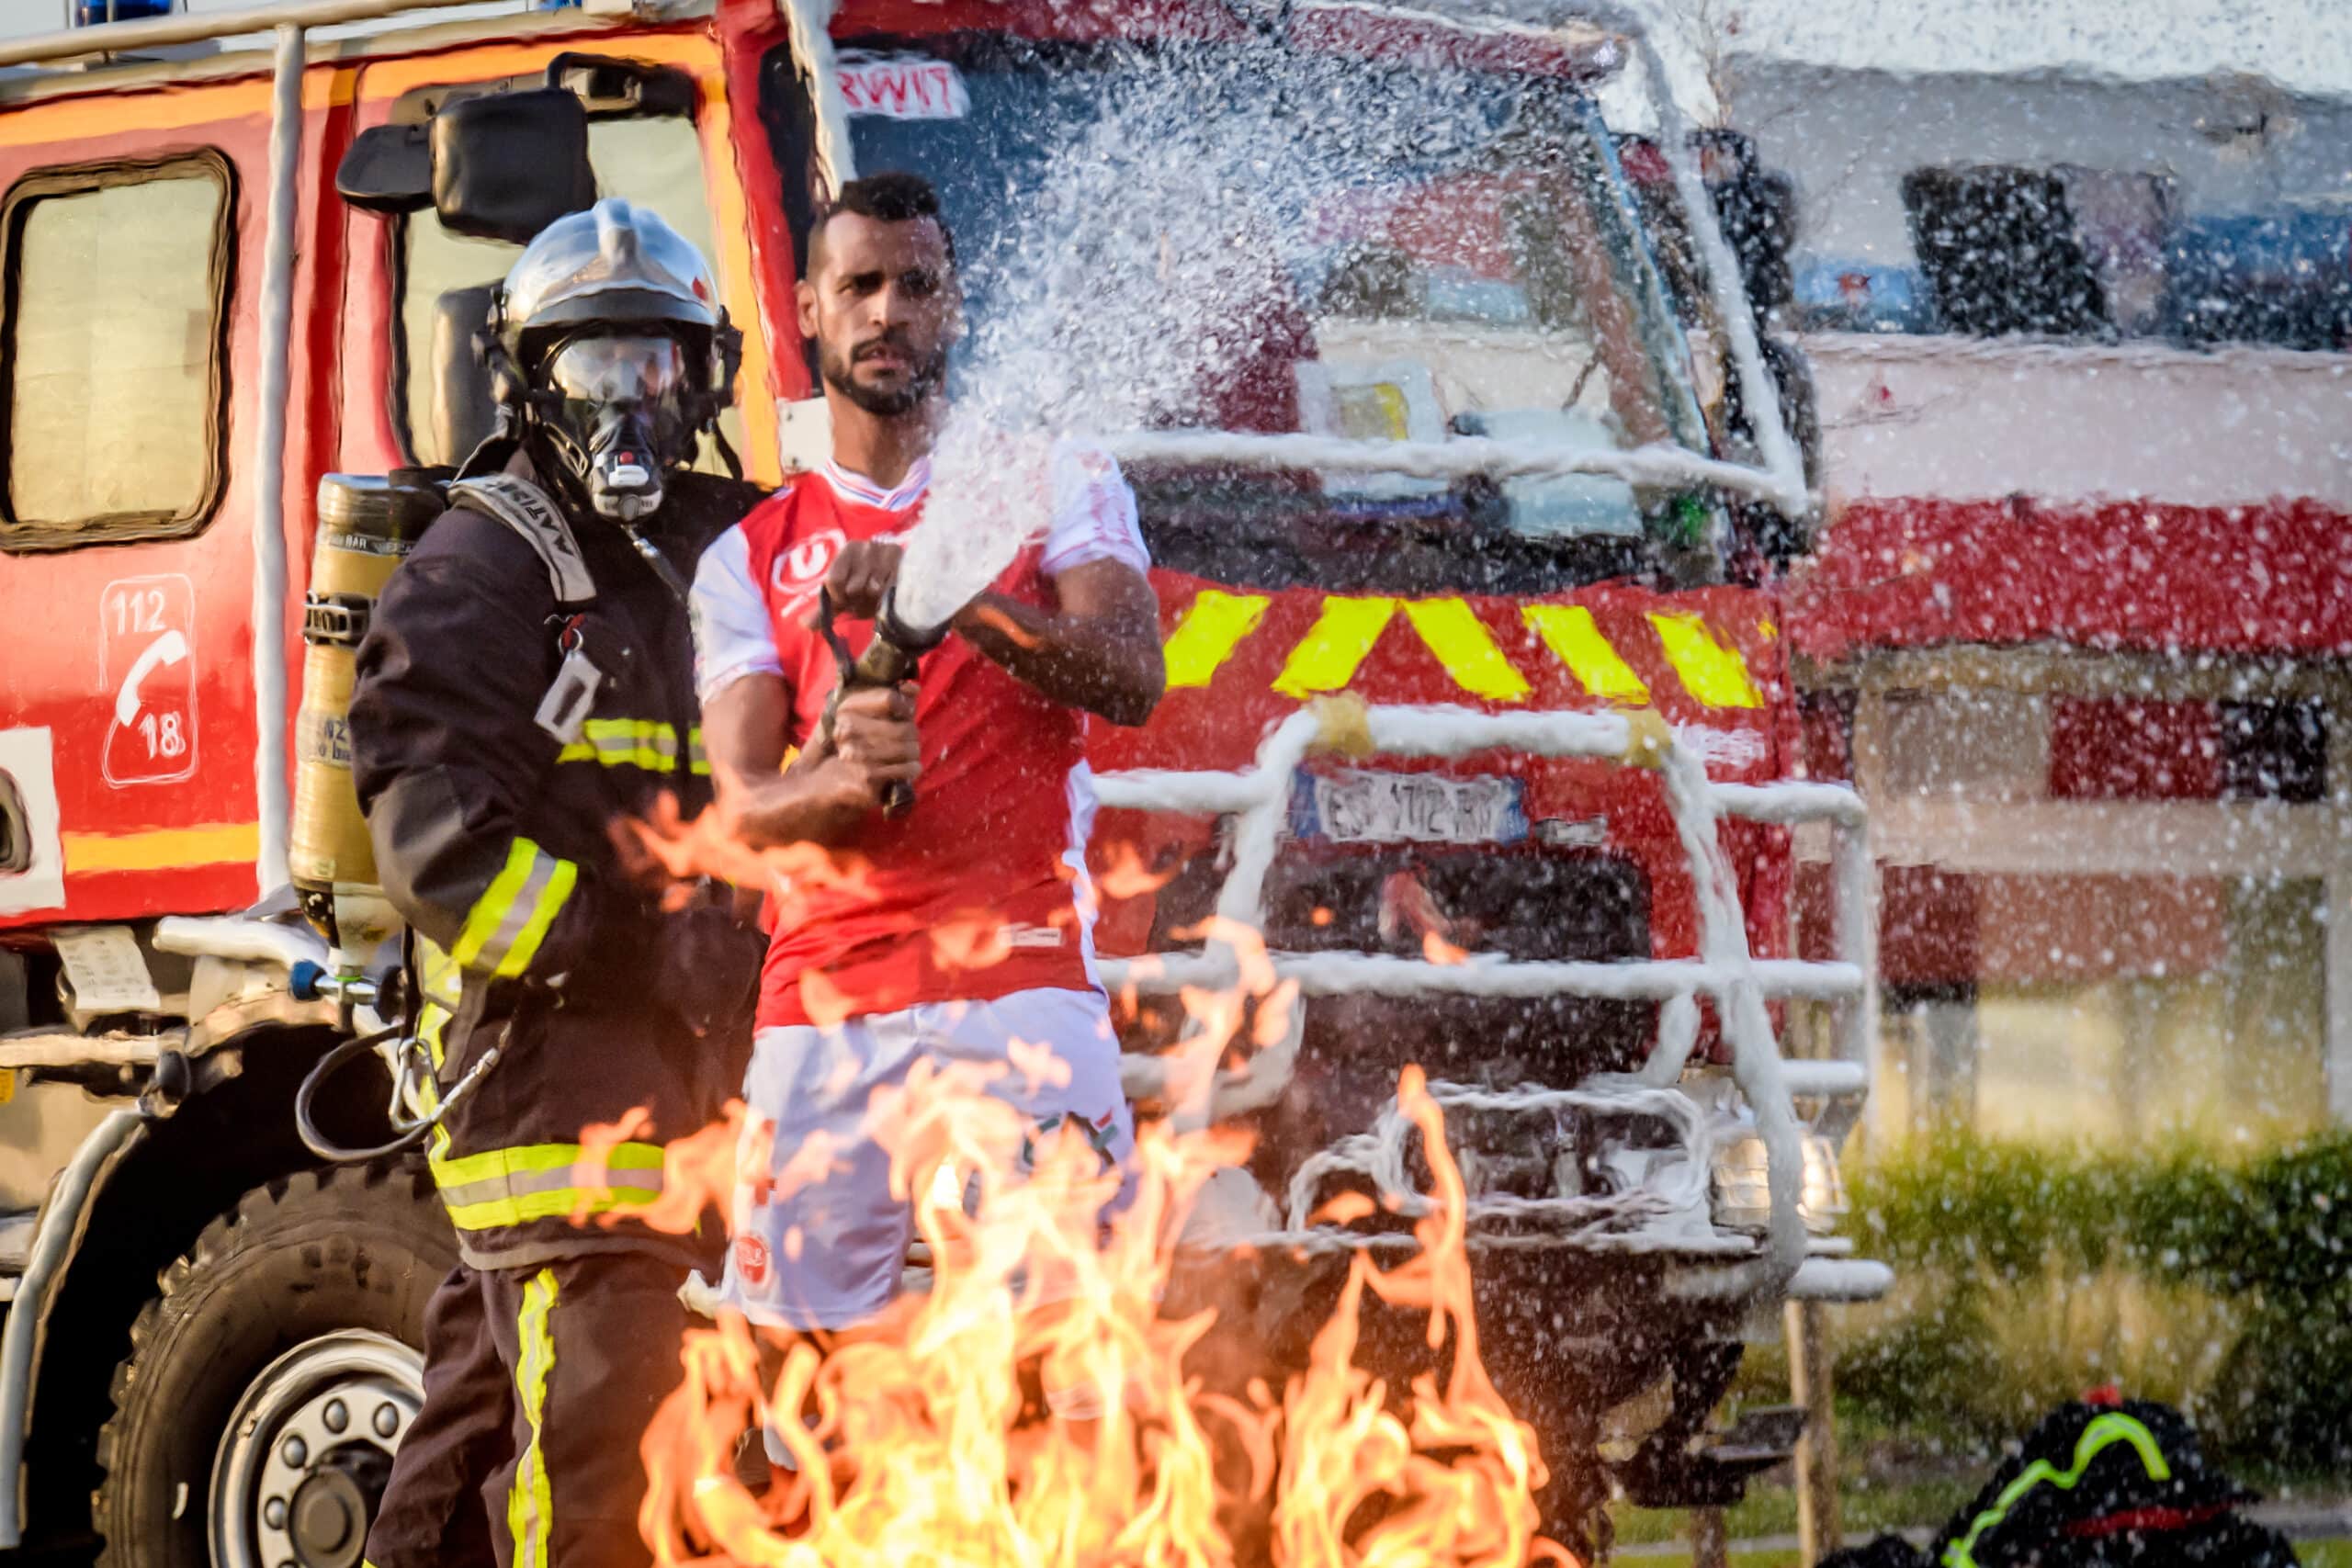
[950, 592, 1164, 726]
[727, 763, 866, 849]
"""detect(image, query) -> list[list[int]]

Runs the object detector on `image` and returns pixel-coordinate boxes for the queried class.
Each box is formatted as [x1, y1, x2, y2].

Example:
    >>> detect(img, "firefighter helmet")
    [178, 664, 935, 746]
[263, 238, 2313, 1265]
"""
[481, 198, 741, 522]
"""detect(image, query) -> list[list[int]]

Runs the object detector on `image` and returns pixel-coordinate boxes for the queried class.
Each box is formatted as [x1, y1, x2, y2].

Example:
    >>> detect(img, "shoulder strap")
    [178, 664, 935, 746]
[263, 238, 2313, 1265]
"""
[447, 473, 598, 606]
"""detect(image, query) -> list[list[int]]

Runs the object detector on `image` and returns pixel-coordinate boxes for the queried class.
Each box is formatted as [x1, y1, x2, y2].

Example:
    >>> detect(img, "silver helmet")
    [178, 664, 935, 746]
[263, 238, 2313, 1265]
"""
[485, 198, 740, 523]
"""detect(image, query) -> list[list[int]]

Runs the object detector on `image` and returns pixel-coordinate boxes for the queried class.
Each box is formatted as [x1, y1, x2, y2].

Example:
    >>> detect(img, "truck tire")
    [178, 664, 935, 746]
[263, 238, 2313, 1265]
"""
[91, 1162, 456, 1568]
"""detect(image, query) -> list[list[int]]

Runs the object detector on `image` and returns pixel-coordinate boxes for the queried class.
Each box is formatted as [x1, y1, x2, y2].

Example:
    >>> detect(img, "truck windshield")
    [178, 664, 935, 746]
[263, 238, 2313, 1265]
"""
[775, 32, 1727, 596]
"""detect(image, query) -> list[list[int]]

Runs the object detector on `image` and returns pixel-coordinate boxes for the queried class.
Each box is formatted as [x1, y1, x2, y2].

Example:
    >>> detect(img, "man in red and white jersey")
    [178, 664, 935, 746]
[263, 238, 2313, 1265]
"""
[690, 172, 1165, 1331]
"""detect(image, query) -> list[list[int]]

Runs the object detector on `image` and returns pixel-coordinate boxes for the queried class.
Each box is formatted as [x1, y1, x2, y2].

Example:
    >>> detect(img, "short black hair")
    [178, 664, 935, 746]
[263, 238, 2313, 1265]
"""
[807, 170, 956, 274]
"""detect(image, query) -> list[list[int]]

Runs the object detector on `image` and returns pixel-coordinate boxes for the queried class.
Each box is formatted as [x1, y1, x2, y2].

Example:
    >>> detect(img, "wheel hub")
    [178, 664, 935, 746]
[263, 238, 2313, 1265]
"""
[210, 1330, 424, 1568]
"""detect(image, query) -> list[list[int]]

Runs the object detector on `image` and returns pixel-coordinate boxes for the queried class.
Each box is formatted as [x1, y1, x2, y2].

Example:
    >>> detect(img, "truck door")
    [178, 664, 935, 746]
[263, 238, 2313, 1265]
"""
[334, 31, 784, 486]
[0, 81, 301, 931]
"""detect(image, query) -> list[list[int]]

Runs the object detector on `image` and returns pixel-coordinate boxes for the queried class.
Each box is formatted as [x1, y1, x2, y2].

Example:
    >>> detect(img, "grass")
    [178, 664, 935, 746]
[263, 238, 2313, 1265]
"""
[1610, 1478, 1976, 1550]
[1615, 1540, 2352, 1568]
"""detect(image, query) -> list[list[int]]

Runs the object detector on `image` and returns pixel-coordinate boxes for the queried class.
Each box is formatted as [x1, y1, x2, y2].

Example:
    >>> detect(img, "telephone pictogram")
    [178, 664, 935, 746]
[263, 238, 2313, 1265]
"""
[100, 577, 198, 786]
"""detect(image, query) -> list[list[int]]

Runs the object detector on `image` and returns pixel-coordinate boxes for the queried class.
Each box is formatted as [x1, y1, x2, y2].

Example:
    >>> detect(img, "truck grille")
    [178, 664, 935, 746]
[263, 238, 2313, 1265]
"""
[1252, 846, 1655, 1172]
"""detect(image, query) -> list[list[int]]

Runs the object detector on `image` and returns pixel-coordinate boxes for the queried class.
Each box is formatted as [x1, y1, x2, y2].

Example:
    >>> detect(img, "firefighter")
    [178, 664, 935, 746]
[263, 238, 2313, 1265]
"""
[349, 198, 765, 1568]
[690, 172, 1165, 1347]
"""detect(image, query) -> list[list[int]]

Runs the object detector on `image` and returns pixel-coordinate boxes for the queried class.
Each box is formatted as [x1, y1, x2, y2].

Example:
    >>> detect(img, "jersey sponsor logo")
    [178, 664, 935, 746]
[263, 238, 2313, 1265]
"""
[772, 528, 846, 597]
[735, 1230, 771, 1288]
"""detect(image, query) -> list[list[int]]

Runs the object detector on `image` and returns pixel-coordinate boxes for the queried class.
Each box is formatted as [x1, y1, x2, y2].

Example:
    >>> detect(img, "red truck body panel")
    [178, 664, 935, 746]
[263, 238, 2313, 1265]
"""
[0, 2, 1798, 996]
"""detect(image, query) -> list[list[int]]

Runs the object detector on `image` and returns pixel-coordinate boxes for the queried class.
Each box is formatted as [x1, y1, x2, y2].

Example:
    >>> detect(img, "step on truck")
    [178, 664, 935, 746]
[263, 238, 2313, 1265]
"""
[0, 0, 1882, 1561]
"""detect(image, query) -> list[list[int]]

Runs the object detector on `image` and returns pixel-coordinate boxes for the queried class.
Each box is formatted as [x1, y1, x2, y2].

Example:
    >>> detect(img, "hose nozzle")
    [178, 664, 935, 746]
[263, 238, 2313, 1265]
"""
[859, 588, 948, 678]
[818, 586, 944, 820]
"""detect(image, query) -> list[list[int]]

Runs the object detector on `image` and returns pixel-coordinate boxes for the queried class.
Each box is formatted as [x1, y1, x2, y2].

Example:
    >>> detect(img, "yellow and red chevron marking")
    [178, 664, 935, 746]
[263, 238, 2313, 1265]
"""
[1152, 578, 1773, 706]
[1096, 571, 1785, 778]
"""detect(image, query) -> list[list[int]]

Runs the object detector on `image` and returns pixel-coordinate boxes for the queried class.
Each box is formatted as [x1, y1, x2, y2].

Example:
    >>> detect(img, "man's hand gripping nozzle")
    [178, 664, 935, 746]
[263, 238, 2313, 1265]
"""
[813, 585, 947, 819]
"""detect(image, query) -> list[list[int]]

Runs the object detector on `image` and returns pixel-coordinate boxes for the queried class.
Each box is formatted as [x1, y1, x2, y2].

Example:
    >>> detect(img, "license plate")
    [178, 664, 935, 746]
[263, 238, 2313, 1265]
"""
[1293, 768, 1526, 846]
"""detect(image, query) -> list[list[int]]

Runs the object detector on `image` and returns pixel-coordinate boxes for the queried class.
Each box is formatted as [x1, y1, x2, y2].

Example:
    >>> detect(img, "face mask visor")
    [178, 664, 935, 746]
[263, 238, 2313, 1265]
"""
[539, 333, 701, 523]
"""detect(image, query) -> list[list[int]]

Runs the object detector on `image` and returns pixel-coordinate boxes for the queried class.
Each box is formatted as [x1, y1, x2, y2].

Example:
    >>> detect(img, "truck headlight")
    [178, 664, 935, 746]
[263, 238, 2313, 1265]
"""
[1710, 1132, 1848, 1235]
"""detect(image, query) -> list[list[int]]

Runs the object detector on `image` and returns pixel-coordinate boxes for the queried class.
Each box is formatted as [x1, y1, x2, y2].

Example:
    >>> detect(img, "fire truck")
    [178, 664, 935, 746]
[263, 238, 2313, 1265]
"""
[0, 0, 1879, 1560]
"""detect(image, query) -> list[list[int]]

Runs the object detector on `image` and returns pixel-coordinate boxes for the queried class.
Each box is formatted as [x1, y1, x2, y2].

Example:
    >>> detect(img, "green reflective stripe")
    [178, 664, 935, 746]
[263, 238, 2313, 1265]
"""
[507, 1268, 558, 1568]
[449, 839, 575, 980]
[1941, 1414, 2172, 1568]
[689, 726, 710, 776]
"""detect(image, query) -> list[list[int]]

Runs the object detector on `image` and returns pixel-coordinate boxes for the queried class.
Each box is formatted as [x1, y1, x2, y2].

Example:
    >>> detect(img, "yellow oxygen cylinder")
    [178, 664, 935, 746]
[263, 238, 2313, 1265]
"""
[290, 471, 444, 953]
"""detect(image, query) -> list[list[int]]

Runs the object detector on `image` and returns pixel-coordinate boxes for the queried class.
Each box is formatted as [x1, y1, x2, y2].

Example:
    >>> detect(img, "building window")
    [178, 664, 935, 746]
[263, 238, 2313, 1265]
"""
[0, 153, 233, 549]
[1901, 165, 2110, 340]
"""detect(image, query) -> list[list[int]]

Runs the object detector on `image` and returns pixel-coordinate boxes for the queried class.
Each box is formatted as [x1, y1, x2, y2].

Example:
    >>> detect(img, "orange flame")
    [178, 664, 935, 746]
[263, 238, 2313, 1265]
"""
[621, 1063, 1566, 1568]
[1097, 840, 1178, 900]
[618, 788, 878, 903]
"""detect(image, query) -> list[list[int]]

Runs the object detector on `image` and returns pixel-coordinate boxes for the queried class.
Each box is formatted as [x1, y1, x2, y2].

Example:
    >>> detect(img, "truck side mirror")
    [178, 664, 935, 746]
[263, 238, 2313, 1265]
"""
[429, 88, 596, 243]
[1713, 168, 1796, 315]
[334, 87, 595, 240]
[336, 122, 431, 213]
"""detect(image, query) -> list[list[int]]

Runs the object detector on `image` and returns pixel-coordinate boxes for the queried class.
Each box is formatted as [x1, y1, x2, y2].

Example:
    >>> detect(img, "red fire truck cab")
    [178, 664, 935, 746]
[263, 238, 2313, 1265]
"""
[0, 1, 1875, 1560]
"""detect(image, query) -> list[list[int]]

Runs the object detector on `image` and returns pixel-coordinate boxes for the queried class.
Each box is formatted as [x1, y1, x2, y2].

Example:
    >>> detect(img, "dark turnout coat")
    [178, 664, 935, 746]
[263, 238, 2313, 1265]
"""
[349, 457, 763, 1272]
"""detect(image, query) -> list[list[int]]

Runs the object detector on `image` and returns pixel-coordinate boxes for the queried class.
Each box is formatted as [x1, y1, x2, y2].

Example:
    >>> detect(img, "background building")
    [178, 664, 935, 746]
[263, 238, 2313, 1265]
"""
[1747, 60, 2352, 1146]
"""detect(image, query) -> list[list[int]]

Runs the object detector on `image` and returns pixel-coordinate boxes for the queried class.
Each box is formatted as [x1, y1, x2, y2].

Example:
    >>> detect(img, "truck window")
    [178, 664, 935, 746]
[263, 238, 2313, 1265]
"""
[396, 111, 741, 468]
[1, 154, 230, 549]
[788, 35, 1724, 598]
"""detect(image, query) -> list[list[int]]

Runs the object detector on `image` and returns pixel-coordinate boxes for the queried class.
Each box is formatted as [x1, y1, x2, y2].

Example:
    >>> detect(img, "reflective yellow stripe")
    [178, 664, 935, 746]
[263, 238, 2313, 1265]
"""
[431, 1140, 668, 1232]
[450, 840, 537, 968]
[1272, 596, 1396, 698]
[1162, 590, 1270, 689]
[444, 1185, 662, 1231]
[431, 1139, 667, 1190]
[1400, 599, 1529, 702]
[1648, 612, 1763, 708]
[494, 857, 575, 982]
[689, 726, 710, 776]
[555, 718, 683, 772]
[448, 838, 575, 980]
[507, 1269, 558, 1568]
[1524, 604, 1651, 705]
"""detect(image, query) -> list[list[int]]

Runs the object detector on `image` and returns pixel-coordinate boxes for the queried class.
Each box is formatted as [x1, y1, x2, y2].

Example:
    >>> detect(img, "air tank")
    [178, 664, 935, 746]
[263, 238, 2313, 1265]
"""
[290, 471, 445, 953]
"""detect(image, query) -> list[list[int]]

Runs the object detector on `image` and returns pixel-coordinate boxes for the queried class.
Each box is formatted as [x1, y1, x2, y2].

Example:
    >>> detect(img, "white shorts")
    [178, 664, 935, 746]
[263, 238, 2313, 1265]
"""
[719, 987, 1136, 1330]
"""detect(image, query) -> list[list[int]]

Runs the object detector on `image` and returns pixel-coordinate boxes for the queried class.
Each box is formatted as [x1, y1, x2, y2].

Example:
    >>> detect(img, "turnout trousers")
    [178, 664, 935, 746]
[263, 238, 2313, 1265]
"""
[364, 1253, 695, 1568]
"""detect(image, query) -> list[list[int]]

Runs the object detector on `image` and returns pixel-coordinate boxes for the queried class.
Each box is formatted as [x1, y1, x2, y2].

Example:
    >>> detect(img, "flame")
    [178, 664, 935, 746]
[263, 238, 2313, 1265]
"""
[623, 1063, 1566, 1568]
[1098, 840, 1178, 900]
[620, 787, 878, 901]
[932, 914, 1016, 974]
[1420, 931, 1471, 967]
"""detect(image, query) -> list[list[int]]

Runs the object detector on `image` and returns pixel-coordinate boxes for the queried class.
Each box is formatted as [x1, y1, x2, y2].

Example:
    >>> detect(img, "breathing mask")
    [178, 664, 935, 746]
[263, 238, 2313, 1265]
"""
[532, 332, 702, 525]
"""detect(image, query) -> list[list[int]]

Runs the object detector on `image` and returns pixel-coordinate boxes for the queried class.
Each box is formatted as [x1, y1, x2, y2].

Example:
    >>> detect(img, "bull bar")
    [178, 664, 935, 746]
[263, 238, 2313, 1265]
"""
[1092, 699, 1879, 1303]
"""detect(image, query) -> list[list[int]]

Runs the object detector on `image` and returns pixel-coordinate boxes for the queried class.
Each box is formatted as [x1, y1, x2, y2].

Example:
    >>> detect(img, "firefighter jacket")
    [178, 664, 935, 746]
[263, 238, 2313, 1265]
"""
[350, 454, 765, 1272]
